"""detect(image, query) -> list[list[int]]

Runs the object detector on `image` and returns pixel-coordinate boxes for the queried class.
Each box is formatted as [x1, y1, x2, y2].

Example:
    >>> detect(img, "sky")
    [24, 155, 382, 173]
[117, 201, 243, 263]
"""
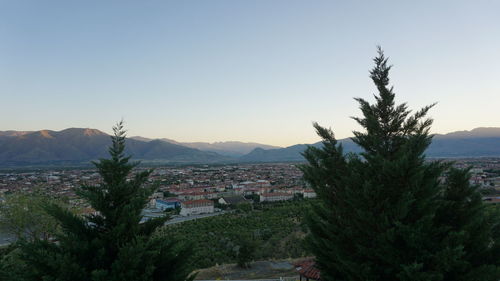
[1, 0, 499, 147]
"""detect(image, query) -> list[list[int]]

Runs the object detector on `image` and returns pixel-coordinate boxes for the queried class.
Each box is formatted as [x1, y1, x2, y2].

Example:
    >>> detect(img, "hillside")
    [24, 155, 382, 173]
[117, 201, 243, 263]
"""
[0, 128, 228, 166]
[159, 200, 311, 269]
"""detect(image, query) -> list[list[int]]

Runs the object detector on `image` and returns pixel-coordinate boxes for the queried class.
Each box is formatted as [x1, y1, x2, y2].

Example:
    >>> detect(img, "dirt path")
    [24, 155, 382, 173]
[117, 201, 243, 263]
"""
[194, 258, 304, 280]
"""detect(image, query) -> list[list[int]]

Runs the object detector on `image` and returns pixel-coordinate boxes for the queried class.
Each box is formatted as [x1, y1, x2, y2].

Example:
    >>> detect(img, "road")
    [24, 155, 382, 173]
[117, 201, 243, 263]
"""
[165, 211, 229, 225]
[0, 232, 16, 247]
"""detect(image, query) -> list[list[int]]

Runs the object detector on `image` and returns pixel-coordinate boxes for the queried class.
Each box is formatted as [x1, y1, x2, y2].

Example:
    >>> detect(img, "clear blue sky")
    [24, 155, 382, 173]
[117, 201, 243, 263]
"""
[1, 0, 499, 146]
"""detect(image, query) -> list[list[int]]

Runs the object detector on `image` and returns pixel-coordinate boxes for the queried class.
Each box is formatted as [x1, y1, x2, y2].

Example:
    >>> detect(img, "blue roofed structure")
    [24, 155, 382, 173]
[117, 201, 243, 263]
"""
[155, 198, 181, 210]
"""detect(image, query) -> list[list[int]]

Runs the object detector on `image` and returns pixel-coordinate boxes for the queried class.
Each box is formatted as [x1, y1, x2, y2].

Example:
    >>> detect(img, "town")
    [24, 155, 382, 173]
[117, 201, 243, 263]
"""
[0, 163, 313, 218]
[1, 158, 500, 218]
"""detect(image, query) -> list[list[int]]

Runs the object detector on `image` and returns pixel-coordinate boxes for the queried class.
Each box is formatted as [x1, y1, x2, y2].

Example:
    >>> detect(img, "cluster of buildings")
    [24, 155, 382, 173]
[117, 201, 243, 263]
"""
[0, 163, 314, 217]
[143, 164, 315, 216]
[0, 169, 101, 209]
[147, 172, 316, 216]
[2, 159, 500, 217]
[453, 159, 500, 204]
[452, 158, 500, 186]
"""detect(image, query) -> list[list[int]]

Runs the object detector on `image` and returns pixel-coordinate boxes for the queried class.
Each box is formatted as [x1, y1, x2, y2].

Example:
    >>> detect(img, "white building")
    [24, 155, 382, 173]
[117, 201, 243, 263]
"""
[180, 199, 215, 216]
[260, 192, 294, 202]
[303, 189, 317, 198]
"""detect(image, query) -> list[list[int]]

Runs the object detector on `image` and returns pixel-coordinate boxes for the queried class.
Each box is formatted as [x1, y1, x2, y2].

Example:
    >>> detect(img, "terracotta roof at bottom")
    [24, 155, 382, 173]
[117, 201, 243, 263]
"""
[294, 258, 320, 280]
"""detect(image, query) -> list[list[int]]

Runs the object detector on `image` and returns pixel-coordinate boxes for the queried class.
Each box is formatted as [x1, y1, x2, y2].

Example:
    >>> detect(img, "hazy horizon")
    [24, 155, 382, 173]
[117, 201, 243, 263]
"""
[1, 1, 499, 146]
[3, 125, 500, 149]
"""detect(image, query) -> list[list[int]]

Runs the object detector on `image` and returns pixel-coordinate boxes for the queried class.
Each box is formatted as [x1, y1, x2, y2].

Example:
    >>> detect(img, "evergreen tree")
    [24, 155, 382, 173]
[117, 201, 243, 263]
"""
[301, 47, 500, 281]
[234, 233, 257, 269]
[0, 246, 28, 281]
[434, 168, 500, 281]
[19, 121, 194, 281]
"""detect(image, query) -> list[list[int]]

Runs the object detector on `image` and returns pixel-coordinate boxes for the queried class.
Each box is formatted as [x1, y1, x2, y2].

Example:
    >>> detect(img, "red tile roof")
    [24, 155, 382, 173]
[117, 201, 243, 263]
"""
[295, 259, 320, 280]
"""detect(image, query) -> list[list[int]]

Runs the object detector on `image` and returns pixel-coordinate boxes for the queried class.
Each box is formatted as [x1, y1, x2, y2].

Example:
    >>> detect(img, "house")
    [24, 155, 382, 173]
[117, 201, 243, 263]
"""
[483, 197, 500, 204]
[286, 186, 304, 194]
[243, 187, 263, 196]
[295, 259, 320, 281]
[303, 189, 317, 198]
[178, 192, 204, 201]
[180, 199, 214, 216]
[259, 192, 293, 202]
[156, 198, 181, 210]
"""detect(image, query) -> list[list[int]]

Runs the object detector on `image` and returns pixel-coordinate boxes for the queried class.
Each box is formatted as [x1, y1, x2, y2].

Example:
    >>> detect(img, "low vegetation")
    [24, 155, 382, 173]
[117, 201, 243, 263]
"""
[159, 199, 313, 269]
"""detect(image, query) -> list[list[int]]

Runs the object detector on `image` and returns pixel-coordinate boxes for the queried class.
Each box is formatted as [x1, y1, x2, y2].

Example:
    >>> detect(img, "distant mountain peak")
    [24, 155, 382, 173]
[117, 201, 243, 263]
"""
[470, 127, 500, 135]
[57, 128, 108, 137]
[129, 136, 153, 142]
[39, 130, 54, 138]
[82, 128, 107, 136]
[436, 127, 500, 139]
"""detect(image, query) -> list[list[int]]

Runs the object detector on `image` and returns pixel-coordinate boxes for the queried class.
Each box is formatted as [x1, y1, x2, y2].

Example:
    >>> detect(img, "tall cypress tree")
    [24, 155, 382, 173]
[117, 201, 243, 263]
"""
[19, 121, 193, 281]
[301, 48, 500, 281]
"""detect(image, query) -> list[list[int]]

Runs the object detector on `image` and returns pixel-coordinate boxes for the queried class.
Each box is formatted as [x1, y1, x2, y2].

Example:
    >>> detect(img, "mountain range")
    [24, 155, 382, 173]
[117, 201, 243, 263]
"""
[129, 136, 279, 157]
[0, 128, 227, 166]
[0, 127, 499, 167]
[240, 127, 500, 162]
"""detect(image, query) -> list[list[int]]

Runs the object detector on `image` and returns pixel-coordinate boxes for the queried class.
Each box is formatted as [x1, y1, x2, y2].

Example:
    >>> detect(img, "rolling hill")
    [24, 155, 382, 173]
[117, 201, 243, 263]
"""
[0, 128, 228, 166]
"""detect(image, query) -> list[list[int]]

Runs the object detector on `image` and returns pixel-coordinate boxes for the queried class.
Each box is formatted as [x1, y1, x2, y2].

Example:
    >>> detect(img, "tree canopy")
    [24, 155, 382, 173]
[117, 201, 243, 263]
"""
[301, 47, 500, 281]
[0, 192, 62, 242]
[18, 122, 194, 281]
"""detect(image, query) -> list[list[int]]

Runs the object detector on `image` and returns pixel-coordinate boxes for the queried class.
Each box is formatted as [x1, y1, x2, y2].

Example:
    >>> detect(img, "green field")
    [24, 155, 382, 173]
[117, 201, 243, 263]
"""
[159, 199, 314, 269]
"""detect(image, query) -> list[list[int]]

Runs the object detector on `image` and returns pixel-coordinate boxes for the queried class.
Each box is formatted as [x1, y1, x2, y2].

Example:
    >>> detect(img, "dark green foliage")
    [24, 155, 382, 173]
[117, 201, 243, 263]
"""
[244, 194, 260, 203]
[18, 122, 193, 281]
[234, 233, 257, 268]
[161, 200, 312, 269]
[235, 202, 253, 213]
[0, 246, 27, 281]
[434, 168, 500, 281]
[301, 48, 500, 281]
[0, 192, 63, 242]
